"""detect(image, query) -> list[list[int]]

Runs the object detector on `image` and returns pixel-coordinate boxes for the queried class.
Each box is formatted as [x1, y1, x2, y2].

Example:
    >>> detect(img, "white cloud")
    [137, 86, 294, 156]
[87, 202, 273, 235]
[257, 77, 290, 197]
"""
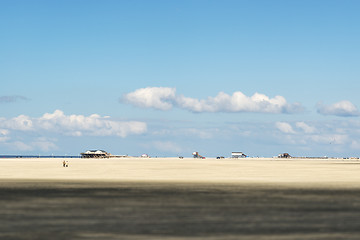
[275, 121, 349, 143]
[0, 115, 34, 131]
[122, 87, 304, 114]
[296, 122, 316, 133]
[0, 129, 10, 136]
[276, 122, 296, 134]
[0, 129, 10, 142]
[272, 120, 360, 155]
[317, 100, 360, 117]
[147, 119, 360, 157]
[122, 87, 176, 110]
[0, 110, 147, 137]
[0, 111, 148, 153]
[177, 92, 302, 113]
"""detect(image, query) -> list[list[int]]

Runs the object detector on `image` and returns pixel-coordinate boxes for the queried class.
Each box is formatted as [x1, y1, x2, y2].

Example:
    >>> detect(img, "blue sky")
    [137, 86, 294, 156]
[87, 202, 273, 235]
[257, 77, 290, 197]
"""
[1, 0, 360, 157]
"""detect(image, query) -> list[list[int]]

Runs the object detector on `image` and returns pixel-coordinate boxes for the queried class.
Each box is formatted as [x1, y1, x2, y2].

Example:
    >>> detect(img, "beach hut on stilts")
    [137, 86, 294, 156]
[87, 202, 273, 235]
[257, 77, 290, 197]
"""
[80, 150, 110, 158]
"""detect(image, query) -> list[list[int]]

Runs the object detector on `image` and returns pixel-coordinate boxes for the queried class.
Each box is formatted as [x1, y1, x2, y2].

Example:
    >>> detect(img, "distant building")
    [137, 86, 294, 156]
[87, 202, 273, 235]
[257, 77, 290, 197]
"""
[141, 154, 149, 158]
[80, 150, 110, 158]
[231, 152, 247, 158]
[278, 153, 291, 158]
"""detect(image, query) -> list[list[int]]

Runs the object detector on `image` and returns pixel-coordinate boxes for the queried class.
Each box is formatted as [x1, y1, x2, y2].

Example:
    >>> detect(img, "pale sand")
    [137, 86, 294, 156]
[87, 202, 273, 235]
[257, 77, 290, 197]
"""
[1, 157, 360, 187]
[2, 157, 360, 239]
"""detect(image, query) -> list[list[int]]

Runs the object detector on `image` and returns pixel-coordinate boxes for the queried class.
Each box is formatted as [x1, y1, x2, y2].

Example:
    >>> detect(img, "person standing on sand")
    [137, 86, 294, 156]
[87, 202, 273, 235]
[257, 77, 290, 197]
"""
[63, 160, 66, 167]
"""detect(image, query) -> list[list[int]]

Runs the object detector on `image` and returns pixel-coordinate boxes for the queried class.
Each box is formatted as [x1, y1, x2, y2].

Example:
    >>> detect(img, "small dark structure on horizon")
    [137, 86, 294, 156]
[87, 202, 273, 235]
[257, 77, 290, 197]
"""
[278, 153, 292, 158]
[231, 152, 247, 158]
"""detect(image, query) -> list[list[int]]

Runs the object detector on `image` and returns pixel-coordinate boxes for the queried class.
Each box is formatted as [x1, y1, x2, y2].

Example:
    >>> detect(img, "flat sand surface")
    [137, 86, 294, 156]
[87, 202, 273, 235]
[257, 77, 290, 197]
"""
[1, 158, 360, 239]
[1, 157, 360, 187]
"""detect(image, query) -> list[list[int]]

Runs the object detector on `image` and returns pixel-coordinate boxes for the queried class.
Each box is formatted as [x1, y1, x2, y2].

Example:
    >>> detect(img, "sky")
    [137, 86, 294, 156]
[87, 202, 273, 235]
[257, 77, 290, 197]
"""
[1, 0, 360, 157]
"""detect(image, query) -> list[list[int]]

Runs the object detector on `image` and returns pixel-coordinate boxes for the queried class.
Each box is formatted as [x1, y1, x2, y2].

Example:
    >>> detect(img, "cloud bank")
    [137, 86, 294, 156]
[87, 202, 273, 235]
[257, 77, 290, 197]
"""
[274, 120, 355, 149]
[0, 110, 147, 152]
[317, 101, 360, 117]
[0, 110, 147, 137]
[275, 122, 296, 134]
[148, 118, 360, 157]
[276, 121, 316, 135]
[122, 87, 304, 114]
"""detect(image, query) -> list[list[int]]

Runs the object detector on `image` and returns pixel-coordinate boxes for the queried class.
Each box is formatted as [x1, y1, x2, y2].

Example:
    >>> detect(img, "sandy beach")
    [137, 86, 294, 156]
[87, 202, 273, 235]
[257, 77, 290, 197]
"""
[1, 157, 360, 187]
[1, 158, 360, 239]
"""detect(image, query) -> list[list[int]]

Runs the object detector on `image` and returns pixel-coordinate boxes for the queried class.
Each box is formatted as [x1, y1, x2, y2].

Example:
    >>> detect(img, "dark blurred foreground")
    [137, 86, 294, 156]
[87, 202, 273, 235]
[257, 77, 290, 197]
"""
[1, 181, 360, 240]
